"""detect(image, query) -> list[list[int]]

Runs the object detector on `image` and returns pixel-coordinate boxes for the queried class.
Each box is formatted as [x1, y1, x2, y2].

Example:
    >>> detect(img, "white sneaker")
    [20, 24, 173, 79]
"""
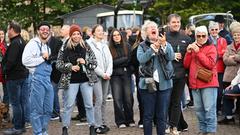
[50, 116, 60, 121]
[129, 123, 135, 127]
[118, 124, 126, 128]
[165, 127, 170, 134]
[25, 122, 32, 129]
[138, 124, 143, 128]
[171, 127, 179, 135]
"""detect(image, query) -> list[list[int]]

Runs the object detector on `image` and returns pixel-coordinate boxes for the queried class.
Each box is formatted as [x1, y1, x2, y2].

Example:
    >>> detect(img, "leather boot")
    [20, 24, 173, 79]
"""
[62, 127, 68, 135]
[89, 126, 96, 135]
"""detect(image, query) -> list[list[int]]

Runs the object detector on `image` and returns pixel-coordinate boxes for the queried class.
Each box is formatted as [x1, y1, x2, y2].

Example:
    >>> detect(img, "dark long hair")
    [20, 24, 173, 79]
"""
[109, 28, 128, 59]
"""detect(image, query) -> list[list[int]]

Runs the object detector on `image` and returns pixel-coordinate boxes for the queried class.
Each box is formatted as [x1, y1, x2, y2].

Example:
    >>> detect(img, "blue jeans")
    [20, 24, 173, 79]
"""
[140, 87, 172, 135]
[222, 85, 240, 116]
[52, 82, 60, 117]
[30, 62, 54, 135]
[2, 83, 9, 105]
[7, 77, 29, 130]
[192, 88, 217, 133]
[25, 74, 32, 123]
[62, 82, 95, 127]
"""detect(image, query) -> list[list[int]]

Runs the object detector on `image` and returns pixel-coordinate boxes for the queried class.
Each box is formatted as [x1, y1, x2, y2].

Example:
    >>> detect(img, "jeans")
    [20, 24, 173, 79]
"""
[110, 73, 134, 126]
[222, 85, 240, 116]
[93, 78, 109, 127]
[169, 78, 185, 127]
[52, 82, 60, 117]
[7, 77, 29, 130]
[30, 62, 54, 135]
[192, 88, 217, 133]
[140, 87, 172, 135]
[76, 90, 86, 118]
[25, 74, 32, 123]
[2, 83, 9, 105]
[62, 82, 95, 127]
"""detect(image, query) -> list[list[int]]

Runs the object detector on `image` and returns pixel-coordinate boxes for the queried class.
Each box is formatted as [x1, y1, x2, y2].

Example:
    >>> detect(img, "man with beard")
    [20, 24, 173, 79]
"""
[22, 21, 53, 135]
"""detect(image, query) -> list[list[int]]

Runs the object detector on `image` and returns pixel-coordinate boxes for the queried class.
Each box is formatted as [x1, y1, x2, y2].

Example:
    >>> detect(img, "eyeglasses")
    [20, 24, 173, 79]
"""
[196, 35, 207, 38]
[39, 28, 50, 32]
[211, 29, 218, 31]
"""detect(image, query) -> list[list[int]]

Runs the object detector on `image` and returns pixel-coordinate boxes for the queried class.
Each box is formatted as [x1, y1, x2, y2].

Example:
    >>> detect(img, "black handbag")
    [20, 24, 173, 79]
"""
[139, 60, 153, 77]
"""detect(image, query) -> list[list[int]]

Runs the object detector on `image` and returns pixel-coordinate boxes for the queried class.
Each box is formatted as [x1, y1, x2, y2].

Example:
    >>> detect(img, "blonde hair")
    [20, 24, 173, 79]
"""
[230, 21, 240, 34]
[141, 20, 158, 40]
[21, 29, 30, 42]
[66, 36, 85, 49]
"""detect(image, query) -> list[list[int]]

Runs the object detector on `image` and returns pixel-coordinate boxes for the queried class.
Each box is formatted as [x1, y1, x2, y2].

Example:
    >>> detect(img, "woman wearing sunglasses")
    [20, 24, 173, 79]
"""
[183, 26, 219, 135]
[208, 21, 227, 115]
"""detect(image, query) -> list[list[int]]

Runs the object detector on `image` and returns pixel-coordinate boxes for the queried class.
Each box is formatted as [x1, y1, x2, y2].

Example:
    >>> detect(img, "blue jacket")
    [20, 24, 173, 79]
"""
[137, 39, 175, 91]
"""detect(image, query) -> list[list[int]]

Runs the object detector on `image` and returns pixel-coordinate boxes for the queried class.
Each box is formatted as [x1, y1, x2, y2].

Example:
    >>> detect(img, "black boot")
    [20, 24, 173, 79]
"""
[62, 127, 68, 135]
[89, 126, 96, 135]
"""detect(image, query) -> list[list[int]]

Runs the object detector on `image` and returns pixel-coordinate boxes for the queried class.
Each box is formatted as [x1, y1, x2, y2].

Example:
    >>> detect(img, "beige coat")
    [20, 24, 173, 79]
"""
[223, 43, 240, 82]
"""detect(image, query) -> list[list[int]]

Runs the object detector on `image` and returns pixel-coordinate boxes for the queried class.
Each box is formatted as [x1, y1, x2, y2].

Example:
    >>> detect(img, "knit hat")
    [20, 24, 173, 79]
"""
[69, 24, 81, 36]
[37, 21, 50, 30]
[195, 26, 208, 36]
[230, 21, 240, 34]
[214, 15, 225, 23]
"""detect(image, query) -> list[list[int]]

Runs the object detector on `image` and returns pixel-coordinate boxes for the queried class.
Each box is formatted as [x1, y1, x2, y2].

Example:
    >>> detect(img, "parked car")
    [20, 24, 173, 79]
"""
[188, 12, 234, 31]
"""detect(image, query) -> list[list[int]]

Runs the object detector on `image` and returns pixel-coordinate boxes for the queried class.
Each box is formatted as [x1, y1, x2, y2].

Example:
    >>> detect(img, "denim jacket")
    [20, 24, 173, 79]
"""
[56, 40, 98, 89]
[137, 39, 175, 91]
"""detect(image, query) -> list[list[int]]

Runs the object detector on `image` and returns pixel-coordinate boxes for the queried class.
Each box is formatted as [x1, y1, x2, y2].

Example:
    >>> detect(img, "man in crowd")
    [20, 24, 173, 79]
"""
[214, 15, 233, 45]
[165, 14, 191, 135]
[22, 21, 53, 135]
[3, 21, 29, 135]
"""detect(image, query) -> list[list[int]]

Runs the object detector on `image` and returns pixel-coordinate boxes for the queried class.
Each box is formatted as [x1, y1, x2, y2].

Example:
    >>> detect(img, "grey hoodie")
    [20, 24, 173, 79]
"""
[22, 37, 51, 73]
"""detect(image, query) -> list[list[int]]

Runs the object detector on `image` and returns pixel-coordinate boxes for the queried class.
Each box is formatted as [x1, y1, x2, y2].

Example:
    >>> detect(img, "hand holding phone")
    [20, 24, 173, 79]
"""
[159, 27, 165, 37]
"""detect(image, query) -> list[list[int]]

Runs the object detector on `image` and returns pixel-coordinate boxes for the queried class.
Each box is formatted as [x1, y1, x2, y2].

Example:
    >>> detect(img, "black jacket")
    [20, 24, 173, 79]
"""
[48, 36, 63, 84]
[112, 43, 132, 76]
[2, 35, 28, 80]
[166, 31, 191, 79]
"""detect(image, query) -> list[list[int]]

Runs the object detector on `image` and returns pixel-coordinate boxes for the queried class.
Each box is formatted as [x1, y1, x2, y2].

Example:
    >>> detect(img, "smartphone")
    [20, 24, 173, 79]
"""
[159, 27, 165, 36]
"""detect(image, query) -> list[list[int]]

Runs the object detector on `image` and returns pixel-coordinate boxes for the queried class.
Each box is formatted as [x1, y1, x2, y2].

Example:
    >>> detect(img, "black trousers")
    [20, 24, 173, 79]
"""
[110, 73, 134, 126]
[169, 78, 186, 127]
[134, 72, 144, 125]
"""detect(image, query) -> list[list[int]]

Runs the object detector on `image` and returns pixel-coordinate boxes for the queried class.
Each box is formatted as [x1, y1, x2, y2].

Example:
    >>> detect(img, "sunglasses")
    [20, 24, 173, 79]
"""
[196, 35, 207, 38]
[211, 29, 218, 31]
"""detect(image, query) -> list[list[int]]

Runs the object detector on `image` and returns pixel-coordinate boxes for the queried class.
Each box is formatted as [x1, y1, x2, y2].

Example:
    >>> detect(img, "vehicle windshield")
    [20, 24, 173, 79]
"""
[189, 13, 234, 30]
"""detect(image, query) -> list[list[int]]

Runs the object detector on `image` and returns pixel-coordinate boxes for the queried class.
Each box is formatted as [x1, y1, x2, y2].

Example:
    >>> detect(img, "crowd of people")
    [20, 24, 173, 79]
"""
[0, 14, 240, 135]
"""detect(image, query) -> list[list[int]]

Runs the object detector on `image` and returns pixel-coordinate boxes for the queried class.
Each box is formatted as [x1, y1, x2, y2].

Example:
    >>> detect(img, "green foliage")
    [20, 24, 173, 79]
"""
[0, 0, 239, 32]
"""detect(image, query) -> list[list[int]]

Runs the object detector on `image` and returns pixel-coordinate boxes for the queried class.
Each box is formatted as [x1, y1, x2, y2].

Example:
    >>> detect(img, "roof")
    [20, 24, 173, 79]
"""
[59, 4, 116, 19]
[97, 10, 143, 17]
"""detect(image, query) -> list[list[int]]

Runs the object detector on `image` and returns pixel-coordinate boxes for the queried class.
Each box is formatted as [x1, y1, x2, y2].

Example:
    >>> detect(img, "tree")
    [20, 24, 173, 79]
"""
[0, 0, 239, 31]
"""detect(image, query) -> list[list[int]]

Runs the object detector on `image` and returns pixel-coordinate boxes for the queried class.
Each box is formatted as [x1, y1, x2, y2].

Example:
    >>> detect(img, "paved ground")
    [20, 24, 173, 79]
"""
[1, 89, 240, 135]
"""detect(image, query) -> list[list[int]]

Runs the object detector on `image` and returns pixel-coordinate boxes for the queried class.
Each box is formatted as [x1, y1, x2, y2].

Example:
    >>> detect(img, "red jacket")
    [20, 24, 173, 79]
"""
[215, 37, 227, 73]
[184, 43, 219, 89]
